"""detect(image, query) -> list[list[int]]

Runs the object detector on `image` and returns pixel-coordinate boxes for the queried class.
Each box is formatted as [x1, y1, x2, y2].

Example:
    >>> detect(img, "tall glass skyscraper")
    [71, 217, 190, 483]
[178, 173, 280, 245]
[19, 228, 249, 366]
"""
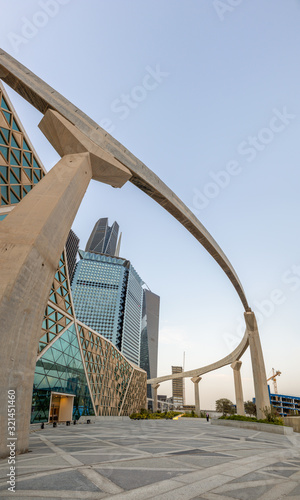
[85, 218, 120, 256]
[71, 250, 144, 366]
[140, 289, 160, 405]
[65, 229, 79, 283]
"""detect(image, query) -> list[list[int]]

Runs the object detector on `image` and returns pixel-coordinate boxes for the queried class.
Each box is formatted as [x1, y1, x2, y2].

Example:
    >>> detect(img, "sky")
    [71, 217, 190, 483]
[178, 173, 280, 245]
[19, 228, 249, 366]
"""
[1, 0, 300, 409]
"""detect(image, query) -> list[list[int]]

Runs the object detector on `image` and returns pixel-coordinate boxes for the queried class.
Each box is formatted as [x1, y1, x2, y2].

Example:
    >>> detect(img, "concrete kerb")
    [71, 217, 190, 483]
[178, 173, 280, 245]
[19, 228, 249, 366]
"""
[211, 418, 294, 435]
[284, 416, 300, 433]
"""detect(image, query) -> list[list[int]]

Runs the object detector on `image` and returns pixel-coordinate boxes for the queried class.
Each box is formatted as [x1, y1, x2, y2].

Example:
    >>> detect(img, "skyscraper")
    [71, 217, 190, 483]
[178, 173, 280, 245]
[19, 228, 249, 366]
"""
[85, 218, 120, 256]
[172, 366, 184, 408]
[140, 289, 160, 404]
[71, 250, 144, 366]
[65, 229, 79, 283]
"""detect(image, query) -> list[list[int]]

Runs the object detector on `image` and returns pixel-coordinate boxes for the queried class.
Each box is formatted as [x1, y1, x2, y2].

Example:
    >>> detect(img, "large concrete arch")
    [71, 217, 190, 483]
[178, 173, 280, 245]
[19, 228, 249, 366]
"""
[147, 326, 250, 385]
[0, 49, 249, 311]
[148, 312, 270, 419]
[0, 50, 269, 458]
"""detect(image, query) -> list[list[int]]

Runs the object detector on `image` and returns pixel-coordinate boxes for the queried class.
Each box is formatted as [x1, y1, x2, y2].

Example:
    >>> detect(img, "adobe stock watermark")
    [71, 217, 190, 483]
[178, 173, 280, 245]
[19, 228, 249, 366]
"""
[7, 390, 16, 493]
[223, 263, 300, 351]
[99, 65, 169, 135]
[191, 107, 295, 214]
[7, 0, 71, 54]
[213, 0, 244, 22]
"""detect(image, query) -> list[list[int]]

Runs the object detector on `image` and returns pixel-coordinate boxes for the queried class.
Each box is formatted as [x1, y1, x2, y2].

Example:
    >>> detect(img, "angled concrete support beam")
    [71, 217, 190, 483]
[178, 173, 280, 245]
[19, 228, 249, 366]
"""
[245, 311, 270, 420]
[0, 113, 131, 458]
[231, 361, 245, 416]
[191, 376, 202, 416]
[152, 384, 160, 412]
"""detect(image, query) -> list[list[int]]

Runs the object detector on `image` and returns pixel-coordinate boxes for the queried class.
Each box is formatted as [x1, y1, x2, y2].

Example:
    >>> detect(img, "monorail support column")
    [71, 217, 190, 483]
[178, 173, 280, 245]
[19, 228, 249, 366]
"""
[245, 311, 270, 420]
[152, 384, 160, 412]
[231, 361, 245, 415]
[0, 109, 131, 458]
[191, 376, 202, 416]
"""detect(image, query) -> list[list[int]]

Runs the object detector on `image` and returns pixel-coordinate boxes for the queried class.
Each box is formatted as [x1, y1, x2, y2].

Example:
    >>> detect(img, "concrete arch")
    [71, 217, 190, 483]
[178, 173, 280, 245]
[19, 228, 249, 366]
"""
[0, 51, 270, 458]
[147, 327, 249, 385]
[0, 49, 249, 311]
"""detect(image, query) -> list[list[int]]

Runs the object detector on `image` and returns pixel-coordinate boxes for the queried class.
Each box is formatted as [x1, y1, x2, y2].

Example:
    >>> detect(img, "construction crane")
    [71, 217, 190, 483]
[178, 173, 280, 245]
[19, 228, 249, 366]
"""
[267, 368, 281, 400]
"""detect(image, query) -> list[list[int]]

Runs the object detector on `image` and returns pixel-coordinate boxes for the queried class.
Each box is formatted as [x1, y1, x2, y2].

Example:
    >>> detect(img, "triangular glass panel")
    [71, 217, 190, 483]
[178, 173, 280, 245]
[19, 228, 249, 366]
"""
[0, 145, 8, 161]
[33, 168, 41, 179]
[0, 128, 9, 144]
[33, 158, 40, 169]
[1, 185, 8, 200]
[11, 167, 21, 181]
[10, 190, 19, 204]
[23, 184, 32, 194]
[0, 165, 8, 181]
[1, 96, 9, 111]
[22, 154, 31, 167]
[2, 110, 11, 125]
[24, 151, 32, 163]
[23, 168, 32, 181]
[12, 118, 20, 131]
[23, 138, 30, 151]
[11, 135, 19, 148]
[12, 185, 21, 199]
[33, 171, 40, 184]
[11, 150, 21, 166]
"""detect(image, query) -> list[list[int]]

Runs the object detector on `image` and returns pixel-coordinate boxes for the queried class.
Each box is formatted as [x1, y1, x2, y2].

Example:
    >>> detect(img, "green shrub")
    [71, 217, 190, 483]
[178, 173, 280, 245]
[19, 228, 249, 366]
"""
[129, 409, 184, 420]
[181, 411, 199, 418]
[219, 413, 284, 426]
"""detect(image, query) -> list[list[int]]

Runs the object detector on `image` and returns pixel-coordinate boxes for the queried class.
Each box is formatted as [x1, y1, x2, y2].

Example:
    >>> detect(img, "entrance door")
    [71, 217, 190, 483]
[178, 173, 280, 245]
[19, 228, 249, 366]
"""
[49, 393, 74, 422]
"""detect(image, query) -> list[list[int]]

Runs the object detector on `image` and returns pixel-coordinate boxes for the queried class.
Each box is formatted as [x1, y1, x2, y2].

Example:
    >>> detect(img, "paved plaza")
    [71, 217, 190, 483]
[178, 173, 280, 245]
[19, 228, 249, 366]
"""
[0, 418, 300, 499]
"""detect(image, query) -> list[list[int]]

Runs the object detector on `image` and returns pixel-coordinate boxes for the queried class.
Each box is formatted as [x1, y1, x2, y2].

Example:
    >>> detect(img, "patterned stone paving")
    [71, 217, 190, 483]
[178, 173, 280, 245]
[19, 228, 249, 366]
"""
[0, 418, 299, 499]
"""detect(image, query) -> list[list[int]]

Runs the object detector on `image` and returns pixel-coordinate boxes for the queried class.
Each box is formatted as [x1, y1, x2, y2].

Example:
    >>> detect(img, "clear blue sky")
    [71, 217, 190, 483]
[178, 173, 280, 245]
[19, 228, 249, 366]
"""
[1, 0, 300, 408]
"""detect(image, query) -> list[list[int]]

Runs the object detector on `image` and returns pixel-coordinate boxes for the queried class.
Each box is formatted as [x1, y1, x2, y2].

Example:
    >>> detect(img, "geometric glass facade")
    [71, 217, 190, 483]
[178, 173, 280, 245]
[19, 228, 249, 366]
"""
[32, 323, 94, 422]
[0, 81, 147, 423]
[0, 87, 45, 208]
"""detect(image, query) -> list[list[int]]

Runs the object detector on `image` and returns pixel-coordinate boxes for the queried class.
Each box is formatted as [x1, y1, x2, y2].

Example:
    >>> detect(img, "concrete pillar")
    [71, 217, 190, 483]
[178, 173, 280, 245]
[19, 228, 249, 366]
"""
[191, 376, 201, 416]
[245, 311, 270, 420]
[152, 384, 160, 412]
[231, 361, 245, 415]
[0, 153, 93, 458]
[0, 110, 131, 458]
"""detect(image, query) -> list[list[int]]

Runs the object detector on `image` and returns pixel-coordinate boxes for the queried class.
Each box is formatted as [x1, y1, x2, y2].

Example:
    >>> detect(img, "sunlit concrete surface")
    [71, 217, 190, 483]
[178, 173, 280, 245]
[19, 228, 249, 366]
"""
[0, 418, 300, 499]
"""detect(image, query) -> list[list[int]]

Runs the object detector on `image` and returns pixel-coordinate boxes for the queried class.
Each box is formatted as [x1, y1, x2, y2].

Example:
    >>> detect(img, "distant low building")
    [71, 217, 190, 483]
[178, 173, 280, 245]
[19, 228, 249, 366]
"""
[182, 405, 196, 413]
[172, 366, 184, 408]
[269, 389, 300, 416]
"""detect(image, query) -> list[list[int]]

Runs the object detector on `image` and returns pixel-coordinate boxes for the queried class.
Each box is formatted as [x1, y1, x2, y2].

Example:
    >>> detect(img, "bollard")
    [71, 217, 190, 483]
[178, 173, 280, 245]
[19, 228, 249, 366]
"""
[41, 423, 44, 429]
[53, 422, 57, 428]
[73, 420, 76, 425]
[66, 421, 70, 426]
[87, 419, 91, 424]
